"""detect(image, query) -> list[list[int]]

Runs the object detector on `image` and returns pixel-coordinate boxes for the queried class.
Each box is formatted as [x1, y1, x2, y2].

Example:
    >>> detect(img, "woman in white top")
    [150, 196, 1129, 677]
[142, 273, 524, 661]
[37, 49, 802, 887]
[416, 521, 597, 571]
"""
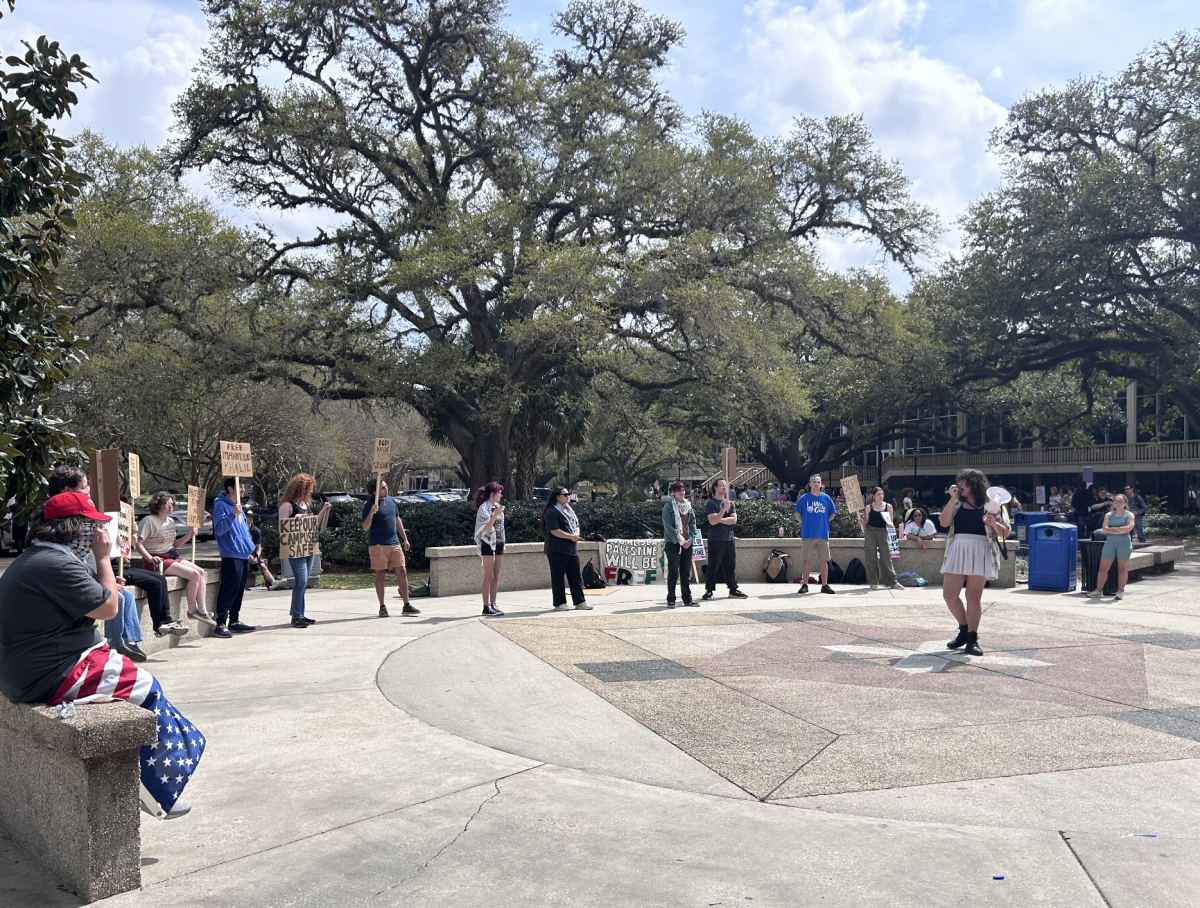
[901, 507, 938, 549]
[473, 482, 506, 617]
[137, 491, 215, 626]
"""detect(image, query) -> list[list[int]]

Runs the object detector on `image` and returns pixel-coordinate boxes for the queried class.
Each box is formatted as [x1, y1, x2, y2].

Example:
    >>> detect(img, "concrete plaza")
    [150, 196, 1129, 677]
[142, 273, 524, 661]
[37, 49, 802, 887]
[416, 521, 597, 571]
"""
[4, 557, 1200, 907]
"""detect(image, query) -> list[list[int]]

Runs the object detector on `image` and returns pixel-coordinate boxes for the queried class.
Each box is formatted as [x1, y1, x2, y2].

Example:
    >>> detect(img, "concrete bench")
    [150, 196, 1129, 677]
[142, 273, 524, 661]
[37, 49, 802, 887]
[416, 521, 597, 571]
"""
[0, 696, 156, 902]
[425, 537, 1019, 595]
[1138, 545, 1186, 573]
[123, 567, 222, 647]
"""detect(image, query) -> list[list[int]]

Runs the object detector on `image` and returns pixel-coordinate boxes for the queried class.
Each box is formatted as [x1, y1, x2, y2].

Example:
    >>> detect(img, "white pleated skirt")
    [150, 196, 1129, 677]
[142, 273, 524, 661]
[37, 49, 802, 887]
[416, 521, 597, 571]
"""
[941, 535, 997, 580]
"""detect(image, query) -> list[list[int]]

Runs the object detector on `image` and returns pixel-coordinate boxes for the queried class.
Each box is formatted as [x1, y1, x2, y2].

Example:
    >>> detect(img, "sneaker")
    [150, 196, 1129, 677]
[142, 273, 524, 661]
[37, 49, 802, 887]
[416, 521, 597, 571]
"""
[728, 590, 748, 599]
[1087, 590, 1102, 599]
[116, 644, 147, 663]
[155, 621, 190, 638]
[1114, 591, 1124, 601]
[290, 617, 309, 628]
[401, 604, 421, 616]
[187, 610, 218, 628]
[301, 616, 316, 625]
[869, 585, 879, 590]
[666, 601, 676, 609]
[798, 583, 809, 594]
[214, 625, 232, 638]
[701, 591, 714, 601]
[268, 579, 287, 591]
[820, 585, 835, 594]
[140, 798, 190, 820]
[574, 602, 594, 610]
[378, 605, 390, 618]
[890, 583, 905, 591]
[482, 603, 504, 616]
[228, 621, 256, 633]
[552, 603, 571, 610]
[682, 600, 700, 607]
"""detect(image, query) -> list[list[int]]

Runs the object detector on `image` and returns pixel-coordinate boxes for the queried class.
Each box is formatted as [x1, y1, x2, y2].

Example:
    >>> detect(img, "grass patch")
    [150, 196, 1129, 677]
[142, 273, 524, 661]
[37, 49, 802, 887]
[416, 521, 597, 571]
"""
[317, 571, 429, 590]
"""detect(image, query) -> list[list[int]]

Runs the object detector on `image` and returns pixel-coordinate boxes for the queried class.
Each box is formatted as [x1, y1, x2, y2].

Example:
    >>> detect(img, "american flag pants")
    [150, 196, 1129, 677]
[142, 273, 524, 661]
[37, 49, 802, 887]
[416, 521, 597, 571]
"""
[48, 643, 205, 813]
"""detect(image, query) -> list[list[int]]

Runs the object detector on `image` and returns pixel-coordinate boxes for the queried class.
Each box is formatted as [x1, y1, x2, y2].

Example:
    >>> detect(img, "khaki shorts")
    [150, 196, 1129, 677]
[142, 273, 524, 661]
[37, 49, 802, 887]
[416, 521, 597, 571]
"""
[369, 544, 406, 572]
[800, 538, 830, 562]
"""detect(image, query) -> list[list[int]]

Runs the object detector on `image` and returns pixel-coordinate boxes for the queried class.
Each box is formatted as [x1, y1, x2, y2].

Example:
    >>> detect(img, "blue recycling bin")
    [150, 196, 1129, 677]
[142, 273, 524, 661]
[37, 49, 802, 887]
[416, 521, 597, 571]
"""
[1013, 511, 1052, 544]
[1027, 522, 1078, 592]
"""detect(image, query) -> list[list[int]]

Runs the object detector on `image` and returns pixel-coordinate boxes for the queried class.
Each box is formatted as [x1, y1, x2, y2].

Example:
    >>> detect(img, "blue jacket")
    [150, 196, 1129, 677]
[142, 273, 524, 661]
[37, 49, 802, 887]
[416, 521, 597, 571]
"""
[213, 492, 255, 559]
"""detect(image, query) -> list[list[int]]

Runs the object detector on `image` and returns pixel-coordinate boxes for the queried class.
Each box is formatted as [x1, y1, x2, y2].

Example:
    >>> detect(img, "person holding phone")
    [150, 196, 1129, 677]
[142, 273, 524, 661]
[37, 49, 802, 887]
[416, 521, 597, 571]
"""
[937, 469, 1010, 656]
[542, 487, 591, 610]
[703, 478, 748, 600]
[473, 482, 507, 616]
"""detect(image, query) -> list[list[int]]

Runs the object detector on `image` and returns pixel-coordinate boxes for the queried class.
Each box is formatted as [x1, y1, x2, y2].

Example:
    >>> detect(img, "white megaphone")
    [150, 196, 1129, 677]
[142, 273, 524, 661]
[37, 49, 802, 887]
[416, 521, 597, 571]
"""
[985, 486, 1011, 515]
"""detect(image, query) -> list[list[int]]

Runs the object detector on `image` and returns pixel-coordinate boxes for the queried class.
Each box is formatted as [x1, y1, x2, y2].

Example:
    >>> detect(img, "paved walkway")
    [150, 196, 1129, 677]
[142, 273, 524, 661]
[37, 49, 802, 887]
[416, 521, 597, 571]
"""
[5, 560, 1200, 907]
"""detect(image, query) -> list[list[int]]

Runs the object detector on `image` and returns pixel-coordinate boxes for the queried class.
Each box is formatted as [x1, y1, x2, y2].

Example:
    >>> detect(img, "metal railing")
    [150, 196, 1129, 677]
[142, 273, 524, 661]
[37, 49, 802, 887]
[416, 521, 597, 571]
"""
[880, 440, 1200, 477]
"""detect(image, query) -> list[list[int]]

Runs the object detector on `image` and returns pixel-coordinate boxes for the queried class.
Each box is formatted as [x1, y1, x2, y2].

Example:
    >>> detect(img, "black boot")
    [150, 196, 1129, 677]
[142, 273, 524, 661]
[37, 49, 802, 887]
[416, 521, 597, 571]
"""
[946, 624, 969, 650]
[963, 631, 983, 656]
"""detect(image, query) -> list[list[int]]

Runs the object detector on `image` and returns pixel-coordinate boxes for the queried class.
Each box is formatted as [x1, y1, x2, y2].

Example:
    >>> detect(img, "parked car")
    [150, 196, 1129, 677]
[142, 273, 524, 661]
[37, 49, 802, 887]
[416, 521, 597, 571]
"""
[533, 487, 552, 500]
[169, 508, 213, 541]
[319, 491, 359, 506]
[391, 495, 427, 505]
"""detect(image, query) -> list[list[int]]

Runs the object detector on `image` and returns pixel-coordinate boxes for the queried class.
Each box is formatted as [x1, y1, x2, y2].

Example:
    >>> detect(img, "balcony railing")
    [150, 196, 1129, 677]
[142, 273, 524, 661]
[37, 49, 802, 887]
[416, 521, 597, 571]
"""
[880, 440, 1200, 476]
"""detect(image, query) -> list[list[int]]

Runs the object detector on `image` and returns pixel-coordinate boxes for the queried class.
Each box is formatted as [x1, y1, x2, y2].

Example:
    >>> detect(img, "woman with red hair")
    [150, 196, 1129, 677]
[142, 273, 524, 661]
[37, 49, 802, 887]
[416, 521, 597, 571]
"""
[473, 482, 506, 617]
[277, 473, 331, 628]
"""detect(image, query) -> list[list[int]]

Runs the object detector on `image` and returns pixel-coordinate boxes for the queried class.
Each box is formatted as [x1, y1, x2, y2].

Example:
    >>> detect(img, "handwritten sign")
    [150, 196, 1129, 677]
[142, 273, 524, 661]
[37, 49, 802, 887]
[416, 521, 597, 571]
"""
[601, 538, 663, 585]
[279, 515, 321, 559]
[220, 441, 254, 477]
[127, 452, 141, 499]
[840, 475, 865, 515]
[120, 501, 135, 547]
[372, 438, 394, 474]
[186, 486, 205, 527]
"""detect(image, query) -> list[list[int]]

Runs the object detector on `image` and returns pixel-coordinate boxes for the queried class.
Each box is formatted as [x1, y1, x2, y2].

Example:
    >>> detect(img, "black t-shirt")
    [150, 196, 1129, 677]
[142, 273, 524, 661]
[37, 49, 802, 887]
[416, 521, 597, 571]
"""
[0, 544, 109, 704]
[250, 525, 262, 548]
[706, 497, 736, 543]
[543, 507, 577, 555]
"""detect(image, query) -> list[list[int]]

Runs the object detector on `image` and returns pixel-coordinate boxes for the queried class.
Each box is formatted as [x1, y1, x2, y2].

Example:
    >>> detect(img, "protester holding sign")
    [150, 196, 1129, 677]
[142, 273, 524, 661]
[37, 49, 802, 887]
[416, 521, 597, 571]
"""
[661, 481, 698, 608]
[858, 487, 902, 590]
[277, 473, 332, 629]
[703, 478, 747, 601]
[473, 482, 506, 617]
[542, 487, 591, 610]
[212, 477, 257, 637]
[794, 475, 837, 595]
[361, 480, 418, 618]
[138, 491, 217, 628]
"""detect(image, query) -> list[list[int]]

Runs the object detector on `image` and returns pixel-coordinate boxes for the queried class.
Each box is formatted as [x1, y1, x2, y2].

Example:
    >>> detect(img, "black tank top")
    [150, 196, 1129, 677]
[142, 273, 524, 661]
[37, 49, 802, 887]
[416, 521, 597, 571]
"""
[867, 506, 888, 528]
[953, 505, 986, 536]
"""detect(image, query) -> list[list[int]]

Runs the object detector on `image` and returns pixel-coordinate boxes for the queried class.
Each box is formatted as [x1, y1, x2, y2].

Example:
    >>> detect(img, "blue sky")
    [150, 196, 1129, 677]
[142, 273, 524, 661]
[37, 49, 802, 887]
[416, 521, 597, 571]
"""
[8, 0, 1199, 277]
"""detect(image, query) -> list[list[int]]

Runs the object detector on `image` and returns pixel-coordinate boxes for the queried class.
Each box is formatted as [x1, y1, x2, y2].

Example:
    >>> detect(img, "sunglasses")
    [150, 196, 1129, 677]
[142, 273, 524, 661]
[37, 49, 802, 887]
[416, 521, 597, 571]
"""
[556, 492, 569, 497]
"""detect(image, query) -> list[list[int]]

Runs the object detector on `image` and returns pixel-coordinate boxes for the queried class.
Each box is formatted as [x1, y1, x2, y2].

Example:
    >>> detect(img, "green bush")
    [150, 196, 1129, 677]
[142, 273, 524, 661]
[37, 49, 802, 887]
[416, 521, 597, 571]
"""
[1143, 514, 1200, 537]
[261, 497, 864, 568]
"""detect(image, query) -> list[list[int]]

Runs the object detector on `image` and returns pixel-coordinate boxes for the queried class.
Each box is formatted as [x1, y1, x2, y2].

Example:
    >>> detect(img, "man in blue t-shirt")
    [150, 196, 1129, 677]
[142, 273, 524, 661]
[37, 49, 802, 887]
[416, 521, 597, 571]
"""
[361, 481, 418, 618]
[794, 474, 836, 595]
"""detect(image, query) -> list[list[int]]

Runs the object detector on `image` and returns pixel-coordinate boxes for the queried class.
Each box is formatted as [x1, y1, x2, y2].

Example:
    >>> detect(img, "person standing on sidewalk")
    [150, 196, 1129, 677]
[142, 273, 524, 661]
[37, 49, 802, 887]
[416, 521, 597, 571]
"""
[662, 480, 698, 608]
[212, 478, 257, 638]
[361, 480, 418, 618]
[1123, 485, 1148, 543]
[794, 475, 836, 595]
[859, 487, 902, 590]
[1091, 494, 1136, 601]
[702, 479, 747, 601]
[277, 474, 332, 629]
[473, 482, 506, 617]
[542, 487, 591, 611]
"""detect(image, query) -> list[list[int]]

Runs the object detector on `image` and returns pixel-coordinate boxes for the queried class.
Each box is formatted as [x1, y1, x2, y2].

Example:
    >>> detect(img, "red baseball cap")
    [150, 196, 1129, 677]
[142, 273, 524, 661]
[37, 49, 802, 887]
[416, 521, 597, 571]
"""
[43, 491, 112, 522]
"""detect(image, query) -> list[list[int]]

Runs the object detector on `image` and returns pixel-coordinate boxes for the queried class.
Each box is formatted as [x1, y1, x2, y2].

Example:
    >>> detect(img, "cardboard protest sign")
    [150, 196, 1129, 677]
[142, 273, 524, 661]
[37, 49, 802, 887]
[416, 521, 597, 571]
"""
[690, 530, 707, 562]
[127, 452, 141, 499]
[840, 475, 865, 515]
[186, 487, 205, 527]
[601, 539, 663, 585]
[722, 447, 737, 483]
[220, 441, 254, 477]
[89, 448, 121, 513]
[372, 438, 394, 474]
[279, 515, 321, 559]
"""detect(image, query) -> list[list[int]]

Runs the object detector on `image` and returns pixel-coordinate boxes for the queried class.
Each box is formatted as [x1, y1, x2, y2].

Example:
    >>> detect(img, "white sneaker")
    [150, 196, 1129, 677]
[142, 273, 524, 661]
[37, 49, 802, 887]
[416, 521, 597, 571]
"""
[553, 604, 571, 610]
[1087, 590, 1102, 599]
[1114, 591, 1124, 600]
[268, 579, 287, 591]
[155, 621, 190, 637]
[573, 602, 594, 610]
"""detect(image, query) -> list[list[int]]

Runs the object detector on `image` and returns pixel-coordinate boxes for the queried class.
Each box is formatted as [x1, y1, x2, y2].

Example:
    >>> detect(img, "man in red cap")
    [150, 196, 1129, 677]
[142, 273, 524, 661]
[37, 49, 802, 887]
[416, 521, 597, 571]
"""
[0, 491, 204, 819]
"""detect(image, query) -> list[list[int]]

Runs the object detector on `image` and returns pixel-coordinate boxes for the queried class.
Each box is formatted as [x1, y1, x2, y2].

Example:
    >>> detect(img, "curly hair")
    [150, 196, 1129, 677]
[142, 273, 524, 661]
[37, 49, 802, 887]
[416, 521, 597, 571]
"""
[47, 465, 87, 496]
[30, 514, 85, 545]
[668, 480, 687, 494]
[474, 481, 504, 509]
[955, 469, 989, 507]
[148, 490, 175, 516]
[280, 473, 316, 506]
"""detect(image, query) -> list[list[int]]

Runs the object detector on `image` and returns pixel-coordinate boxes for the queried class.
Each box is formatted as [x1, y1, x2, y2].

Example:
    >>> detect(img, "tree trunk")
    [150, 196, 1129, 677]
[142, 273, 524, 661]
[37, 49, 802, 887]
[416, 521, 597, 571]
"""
[511, 417, 542, 500]
[458, 419, 513, 495]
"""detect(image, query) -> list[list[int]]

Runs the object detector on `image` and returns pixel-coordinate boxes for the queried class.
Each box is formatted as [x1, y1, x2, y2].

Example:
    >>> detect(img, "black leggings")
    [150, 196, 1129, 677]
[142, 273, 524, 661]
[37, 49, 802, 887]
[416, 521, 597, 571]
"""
[547, 552, 586, 607]
[122, 567, 172, 630]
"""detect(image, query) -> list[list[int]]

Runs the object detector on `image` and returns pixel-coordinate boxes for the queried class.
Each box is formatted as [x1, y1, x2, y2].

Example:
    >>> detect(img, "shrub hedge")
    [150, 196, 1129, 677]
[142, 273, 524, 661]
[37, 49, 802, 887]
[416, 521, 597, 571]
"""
[259, 498, 864, 569]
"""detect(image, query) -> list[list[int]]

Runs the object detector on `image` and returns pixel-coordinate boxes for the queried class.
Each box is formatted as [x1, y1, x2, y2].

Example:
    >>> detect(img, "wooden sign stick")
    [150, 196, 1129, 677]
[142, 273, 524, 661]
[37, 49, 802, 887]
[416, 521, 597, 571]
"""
[376, 471, 383, 505]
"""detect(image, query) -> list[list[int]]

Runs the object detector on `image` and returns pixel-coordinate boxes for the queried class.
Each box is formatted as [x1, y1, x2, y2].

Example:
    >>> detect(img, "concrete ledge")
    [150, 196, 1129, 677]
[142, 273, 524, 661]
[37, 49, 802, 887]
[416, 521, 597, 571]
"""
[426, 537, 1019, 594]
[0, 697, 156, 902]
[1140, 545, 1185, 573]
[124, 568, 222, 648]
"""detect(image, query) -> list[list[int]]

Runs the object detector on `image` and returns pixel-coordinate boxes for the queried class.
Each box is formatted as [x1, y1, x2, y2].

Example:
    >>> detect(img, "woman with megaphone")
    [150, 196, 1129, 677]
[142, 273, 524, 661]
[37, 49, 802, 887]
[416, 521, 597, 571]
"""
[937, 469, 1011, 656]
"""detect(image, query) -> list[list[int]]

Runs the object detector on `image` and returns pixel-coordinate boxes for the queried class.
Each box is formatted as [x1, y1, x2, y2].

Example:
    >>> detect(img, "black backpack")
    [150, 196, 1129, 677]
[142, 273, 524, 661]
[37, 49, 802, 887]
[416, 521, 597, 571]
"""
[842, 558, 867, 585]
[826, 560, 844, 584]
[581, 559, 607, 589]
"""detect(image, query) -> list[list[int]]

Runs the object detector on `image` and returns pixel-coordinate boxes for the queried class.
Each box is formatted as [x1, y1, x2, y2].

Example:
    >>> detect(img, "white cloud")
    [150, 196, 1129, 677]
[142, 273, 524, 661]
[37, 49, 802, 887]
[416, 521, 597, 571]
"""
[739, 0, 1010, 275]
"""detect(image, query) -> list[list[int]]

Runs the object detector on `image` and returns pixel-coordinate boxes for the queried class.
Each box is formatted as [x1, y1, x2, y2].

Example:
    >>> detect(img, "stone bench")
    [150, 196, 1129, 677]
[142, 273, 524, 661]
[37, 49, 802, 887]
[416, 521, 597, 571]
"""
[425, 537, 1019, 595]
[0, 696, 156, 902]
[1139, 545, 1186, 573]
[122, 567, 222, 647]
